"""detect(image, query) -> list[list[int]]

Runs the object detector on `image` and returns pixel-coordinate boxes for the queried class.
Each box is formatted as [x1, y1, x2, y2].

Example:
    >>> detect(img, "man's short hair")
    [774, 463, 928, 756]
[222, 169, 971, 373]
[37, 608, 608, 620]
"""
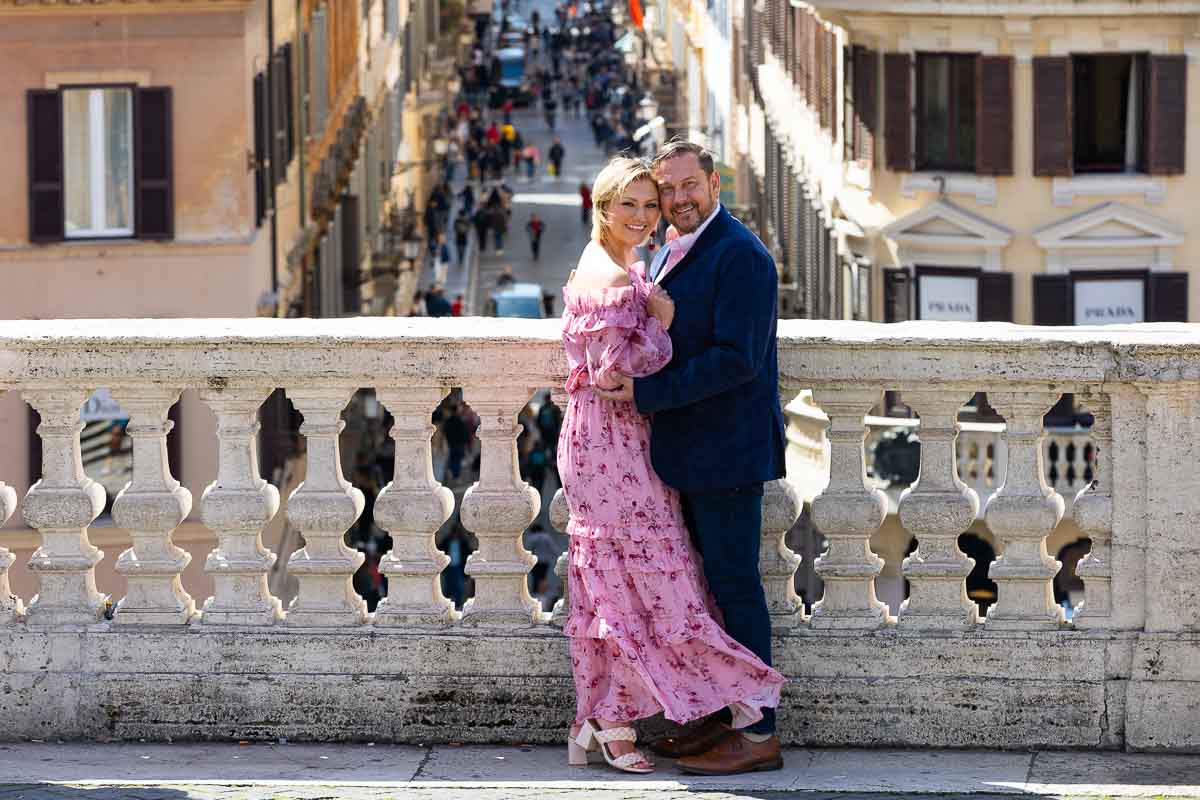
[651, 139, 716, 177]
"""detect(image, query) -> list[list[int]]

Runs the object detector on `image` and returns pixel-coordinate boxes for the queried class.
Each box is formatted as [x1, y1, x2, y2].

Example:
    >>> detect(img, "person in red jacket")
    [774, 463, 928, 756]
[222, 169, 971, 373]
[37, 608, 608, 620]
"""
[578, 182, 592, 226]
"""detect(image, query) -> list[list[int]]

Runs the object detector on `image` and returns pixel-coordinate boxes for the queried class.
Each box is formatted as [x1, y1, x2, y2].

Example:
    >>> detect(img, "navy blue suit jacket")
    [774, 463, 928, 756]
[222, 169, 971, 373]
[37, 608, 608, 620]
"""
[633, 206, 786, 493]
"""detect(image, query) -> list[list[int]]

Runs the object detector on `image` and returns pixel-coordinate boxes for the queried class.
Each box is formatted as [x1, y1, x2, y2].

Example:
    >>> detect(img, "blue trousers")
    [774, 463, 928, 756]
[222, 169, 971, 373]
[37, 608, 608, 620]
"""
[679, 482, 775, 735]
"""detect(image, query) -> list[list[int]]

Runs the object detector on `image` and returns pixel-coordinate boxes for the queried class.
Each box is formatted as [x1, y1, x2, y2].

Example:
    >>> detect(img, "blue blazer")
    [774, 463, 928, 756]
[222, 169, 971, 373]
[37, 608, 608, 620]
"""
[633, 206, 786, 493]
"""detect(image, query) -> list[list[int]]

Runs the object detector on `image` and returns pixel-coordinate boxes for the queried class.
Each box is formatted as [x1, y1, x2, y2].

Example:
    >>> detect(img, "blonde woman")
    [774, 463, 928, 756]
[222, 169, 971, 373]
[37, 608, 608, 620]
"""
[558, 157, 785, 775]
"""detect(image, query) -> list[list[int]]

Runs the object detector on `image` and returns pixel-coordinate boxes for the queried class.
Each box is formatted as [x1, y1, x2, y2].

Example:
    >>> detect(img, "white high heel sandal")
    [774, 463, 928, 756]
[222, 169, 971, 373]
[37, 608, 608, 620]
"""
[569, 719, 654, 774]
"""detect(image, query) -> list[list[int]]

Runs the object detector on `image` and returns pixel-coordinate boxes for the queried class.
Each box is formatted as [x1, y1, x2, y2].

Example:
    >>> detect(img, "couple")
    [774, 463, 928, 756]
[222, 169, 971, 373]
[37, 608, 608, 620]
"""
[558, 140, 788, 776]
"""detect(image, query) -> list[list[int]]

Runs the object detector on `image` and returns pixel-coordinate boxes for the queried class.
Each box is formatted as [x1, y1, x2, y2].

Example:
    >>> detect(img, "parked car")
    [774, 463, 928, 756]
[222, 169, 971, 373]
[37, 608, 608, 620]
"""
[490, 282, 545, 318]
[489, 47, 534, 108]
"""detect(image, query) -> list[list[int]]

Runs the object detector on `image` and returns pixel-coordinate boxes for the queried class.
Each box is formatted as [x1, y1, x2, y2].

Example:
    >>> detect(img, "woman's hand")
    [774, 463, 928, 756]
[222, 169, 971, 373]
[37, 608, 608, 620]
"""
[646, 286, 675, 330]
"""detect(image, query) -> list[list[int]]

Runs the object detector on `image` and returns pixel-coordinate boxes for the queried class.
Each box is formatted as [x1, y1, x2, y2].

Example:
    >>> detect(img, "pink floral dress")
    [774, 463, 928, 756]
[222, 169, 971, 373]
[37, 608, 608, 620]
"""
[557, 242, 786, 728]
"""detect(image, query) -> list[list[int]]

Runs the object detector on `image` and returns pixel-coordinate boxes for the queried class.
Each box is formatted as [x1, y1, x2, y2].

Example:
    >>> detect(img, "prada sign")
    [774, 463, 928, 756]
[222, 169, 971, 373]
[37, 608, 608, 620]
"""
[1073, 279, 1145, 325]
[918, 274, 978, 322]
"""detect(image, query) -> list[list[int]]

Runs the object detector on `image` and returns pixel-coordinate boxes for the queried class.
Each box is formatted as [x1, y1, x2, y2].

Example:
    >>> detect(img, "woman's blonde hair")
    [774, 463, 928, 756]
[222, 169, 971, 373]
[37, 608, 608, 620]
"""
[590, 156, 656, 246]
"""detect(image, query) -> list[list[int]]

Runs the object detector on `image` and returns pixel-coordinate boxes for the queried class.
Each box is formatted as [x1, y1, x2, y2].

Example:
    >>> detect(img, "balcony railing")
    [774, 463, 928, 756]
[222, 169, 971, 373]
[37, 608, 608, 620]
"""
[0, 319, 1195, 751]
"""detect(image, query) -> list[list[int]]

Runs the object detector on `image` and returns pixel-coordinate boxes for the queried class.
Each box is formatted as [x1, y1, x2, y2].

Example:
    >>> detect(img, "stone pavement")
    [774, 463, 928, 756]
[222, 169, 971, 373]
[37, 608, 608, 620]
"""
[2, 743, 1200, 799]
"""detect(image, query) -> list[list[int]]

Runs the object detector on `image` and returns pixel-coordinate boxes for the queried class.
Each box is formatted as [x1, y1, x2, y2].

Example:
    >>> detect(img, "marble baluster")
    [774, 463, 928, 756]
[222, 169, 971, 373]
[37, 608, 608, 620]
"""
[458, 387, 541, 626]
[896, 391, 980, 629]
[0, 459, 23, 625]
[198, 388, 283, 626]
[111, 388, 195, 624]
[761, 476, 803, 626]
[373, 387, 457, 626]
[547, 387, 571, 628]
[21, 390, 107, 625]
[984, 391, 1065, 629]
[284, 387, 367, 627]
[1073, 390, 1113, 627]
[809, 387, 888, 629]
[548, 488, 571, 627]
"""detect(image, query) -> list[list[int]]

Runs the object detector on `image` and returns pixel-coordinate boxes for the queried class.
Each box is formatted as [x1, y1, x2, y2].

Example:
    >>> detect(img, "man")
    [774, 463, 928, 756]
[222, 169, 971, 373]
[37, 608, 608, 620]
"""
[425, 284, 452, 318]
[595, 140, 786, 776]
[526, 213, 545, 261]
[548, 137, 565, 178]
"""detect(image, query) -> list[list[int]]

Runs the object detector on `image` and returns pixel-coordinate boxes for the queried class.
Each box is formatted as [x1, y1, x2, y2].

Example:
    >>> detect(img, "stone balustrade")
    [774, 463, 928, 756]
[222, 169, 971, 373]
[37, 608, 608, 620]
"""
[0, 318, 1197, 751]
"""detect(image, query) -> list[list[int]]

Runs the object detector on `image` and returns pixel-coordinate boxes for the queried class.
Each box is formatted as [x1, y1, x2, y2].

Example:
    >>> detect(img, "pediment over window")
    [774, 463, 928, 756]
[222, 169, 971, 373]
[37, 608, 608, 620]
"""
[1033, 202, 1183, 250]
[881, 199, 1013, 250]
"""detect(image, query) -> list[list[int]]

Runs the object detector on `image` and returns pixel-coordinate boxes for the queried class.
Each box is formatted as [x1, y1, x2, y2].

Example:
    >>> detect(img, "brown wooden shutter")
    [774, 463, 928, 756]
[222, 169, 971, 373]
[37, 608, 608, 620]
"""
[884, 268, 912, 322]
[976, 56, 1014, 176]
[854, 48, 878, 166]
[806, 13, 818, 104]
[271, 51, 288, 186]
[27, 89, 64, 243]
[253, 73, 269, 227]
[1147, 54, 1187, 176]
[1033, 56, 1073, 177]
[794, 10, 806, 103]
[978, 272, 1014, 321]
[135, 87, 174, 240]
[1149, 273, 1188, 321]
[1033, 274, 1073, 325]
[884, 53, 914, 172]
[827, 28, 839, 135]
[283, 43, 296, 163]
[340, 194, 361, 314]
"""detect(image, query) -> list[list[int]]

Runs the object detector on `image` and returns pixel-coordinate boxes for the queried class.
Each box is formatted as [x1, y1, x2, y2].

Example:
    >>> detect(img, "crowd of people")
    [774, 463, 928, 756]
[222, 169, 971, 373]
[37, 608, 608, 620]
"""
[407, 0, 649, 315]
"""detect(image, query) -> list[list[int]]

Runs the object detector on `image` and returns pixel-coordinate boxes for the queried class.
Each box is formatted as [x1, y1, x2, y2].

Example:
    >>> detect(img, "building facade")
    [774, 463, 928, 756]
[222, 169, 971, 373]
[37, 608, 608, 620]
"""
[0, 0, 458, 603]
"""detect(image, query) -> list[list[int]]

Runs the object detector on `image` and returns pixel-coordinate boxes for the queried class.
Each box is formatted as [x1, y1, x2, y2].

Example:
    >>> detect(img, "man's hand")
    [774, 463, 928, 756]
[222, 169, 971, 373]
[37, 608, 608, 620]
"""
[646, 286, 675, 329]
[594, 373, 635, 403]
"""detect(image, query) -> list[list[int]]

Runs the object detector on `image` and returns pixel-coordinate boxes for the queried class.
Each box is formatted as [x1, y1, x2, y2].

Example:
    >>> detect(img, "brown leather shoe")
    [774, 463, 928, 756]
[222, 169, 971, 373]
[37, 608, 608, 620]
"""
[645, 718, 733, 758]
[676, 732, 783, 775]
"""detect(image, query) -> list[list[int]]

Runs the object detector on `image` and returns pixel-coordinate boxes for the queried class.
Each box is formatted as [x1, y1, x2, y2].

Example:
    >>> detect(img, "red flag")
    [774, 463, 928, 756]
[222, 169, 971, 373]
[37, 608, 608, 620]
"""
[629, 0, 644, 28]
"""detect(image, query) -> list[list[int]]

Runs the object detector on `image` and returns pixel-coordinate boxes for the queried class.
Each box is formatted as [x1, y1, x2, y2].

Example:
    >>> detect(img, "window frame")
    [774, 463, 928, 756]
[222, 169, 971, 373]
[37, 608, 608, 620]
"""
[1069, 268, 1150, 325]
[1071, 52, 1150, 175]
[59, 82, 138, 241]
[913, 264, 981, 322]
[914, 52, 978, 173]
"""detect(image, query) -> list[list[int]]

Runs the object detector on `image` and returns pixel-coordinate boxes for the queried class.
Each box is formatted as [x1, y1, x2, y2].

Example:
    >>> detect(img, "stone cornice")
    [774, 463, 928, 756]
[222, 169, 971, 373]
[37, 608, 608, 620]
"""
[2, 318, 1200, 391]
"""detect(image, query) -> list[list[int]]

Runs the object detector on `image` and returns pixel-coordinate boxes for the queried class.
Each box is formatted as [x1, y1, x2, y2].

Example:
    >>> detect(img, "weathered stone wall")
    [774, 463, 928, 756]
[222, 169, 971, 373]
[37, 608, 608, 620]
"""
[3, 318, 1200, 751]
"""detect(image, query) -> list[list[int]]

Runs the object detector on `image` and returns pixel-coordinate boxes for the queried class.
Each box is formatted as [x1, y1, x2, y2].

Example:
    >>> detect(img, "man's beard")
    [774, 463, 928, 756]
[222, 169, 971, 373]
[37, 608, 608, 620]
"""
[670, 200, 709, 234]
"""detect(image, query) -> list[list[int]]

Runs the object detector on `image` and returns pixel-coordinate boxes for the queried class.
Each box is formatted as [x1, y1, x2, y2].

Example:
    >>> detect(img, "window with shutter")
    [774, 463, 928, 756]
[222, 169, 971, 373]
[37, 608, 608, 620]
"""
[854, 48, 878, 166]
[253, 72, 269, 227]
[915, 266, 980, 321]
[340, 194, 361, 315]
[1033, 56, 1073, 176]
[1147, 54, 1187, 175]
[1148, 272, 1188, 321]
[281, 43, 296, 164]
[271, 52, 288, 187]
[884, 53, 914, 172]
[311, 8, 330, 135]
[1073, 54, 1148, 174]
[27, 85, 173, 243]
[843, 46, 855, 162]
[795, 10, 807, 104]
[27, 90, 64, 243]
[976, 56, 1014, 176]
[806, 13, 818, 105]
[916, 53, 976, 172]
[884, 267, 911, 322]
[134, 87, 174, 239]
[825, 28, 838, 135]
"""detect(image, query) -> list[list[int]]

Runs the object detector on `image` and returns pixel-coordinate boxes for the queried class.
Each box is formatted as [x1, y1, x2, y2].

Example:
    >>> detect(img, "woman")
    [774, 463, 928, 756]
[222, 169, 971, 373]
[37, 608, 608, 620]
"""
[558, 157, 785, 774]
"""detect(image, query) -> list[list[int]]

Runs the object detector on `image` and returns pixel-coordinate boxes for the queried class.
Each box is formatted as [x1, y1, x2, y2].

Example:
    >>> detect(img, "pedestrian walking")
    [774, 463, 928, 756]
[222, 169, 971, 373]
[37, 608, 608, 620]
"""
[549, 137, 565, 178]
[451, 294, 465, 317]
[491, 206, 508, 254]
[426, 284, 452, 317]
[579, 182, 592, 226]
[526, 213, 545, 261]
[434, 234, 452, 285]
[454, 214, 471, 265]
[523, 143, 540, 180]
[472, 207, 490, 255]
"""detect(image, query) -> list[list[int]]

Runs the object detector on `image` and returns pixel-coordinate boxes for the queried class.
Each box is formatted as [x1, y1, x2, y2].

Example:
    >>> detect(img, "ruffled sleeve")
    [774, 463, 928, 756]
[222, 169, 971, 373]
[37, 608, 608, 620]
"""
[561, 257, 673, 393]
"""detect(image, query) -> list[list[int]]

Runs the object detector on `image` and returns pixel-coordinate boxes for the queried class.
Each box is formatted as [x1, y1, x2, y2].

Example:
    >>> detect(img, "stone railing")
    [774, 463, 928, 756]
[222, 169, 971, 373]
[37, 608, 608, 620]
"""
[862, 417, 1094, 517]
[0, 319, 1197, 751]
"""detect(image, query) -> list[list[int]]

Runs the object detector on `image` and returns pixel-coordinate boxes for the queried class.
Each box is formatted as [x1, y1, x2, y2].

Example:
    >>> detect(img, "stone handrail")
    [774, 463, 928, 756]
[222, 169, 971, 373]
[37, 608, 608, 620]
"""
[0, 318, 1196, 751]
